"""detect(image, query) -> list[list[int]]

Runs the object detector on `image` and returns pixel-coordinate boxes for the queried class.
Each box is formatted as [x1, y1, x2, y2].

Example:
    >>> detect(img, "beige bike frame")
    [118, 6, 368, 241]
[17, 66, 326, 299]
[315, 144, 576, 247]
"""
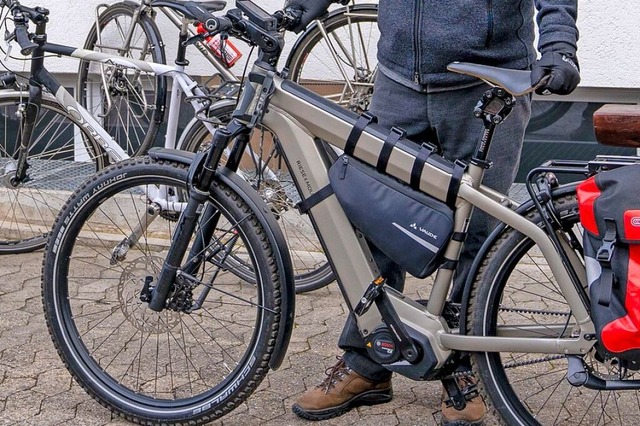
[249, 66, 594, 368]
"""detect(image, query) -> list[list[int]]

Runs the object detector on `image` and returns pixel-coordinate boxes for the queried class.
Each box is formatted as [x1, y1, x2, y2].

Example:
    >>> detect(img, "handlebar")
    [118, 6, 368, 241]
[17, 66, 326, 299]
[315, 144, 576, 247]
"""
[2, 0, 285, 61]
[175, 0, 285, 64]
[1, 0, 48, 56]
[13, 21, 36, 55]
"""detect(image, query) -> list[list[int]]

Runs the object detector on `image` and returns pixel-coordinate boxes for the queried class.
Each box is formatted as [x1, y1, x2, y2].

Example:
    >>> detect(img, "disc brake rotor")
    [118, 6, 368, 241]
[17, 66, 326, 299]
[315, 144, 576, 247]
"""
[118, 256, 180, 333]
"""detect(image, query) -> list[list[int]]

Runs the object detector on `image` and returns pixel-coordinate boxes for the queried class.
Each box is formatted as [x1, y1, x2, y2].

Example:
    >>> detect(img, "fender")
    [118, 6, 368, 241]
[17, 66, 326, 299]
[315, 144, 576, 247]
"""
[458, 182, 580, 333]
[118, 1, 167, 124]
[284, 3, 378, 70]
[148, 148, 295, 369]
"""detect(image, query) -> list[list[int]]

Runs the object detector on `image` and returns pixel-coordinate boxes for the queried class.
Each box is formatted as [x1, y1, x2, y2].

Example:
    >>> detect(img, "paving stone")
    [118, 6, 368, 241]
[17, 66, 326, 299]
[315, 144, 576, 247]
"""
[1, 251, 455, 426]
[0, 250, 555, 426]
[3, 389, 42, 420]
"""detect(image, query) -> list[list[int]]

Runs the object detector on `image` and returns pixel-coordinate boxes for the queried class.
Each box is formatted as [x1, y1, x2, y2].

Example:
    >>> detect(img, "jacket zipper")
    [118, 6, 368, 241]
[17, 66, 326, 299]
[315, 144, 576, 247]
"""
[485, 0, 494, 48]
[413, 0, 422, 84]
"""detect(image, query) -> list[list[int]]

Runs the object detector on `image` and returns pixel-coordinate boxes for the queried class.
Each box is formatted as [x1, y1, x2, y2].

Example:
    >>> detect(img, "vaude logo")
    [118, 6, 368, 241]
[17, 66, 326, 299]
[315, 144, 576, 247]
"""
[631, 217, 640, 227]
[393, 222, 438, 253]
[410, 222, 438, 240]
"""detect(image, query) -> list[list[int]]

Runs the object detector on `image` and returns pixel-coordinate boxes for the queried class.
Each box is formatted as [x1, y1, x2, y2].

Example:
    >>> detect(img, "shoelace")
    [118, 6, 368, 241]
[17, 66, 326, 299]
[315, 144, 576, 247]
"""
[319, 357, 352, 394]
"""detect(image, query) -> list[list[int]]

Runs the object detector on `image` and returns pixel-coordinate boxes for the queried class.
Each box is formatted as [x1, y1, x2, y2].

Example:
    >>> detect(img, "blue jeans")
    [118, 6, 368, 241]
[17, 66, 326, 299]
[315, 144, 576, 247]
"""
[339, 71, 532, 381]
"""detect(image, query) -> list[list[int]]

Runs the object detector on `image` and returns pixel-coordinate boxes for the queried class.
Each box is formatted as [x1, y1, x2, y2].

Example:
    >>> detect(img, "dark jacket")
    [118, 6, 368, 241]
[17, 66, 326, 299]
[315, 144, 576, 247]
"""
[376, 0, 579, 88]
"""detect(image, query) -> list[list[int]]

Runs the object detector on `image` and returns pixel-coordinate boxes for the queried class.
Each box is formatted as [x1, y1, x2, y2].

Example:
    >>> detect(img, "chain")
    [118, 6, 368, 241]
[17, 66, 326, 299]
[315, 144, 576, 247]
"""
[498, 306, 571, 317]
[503, 354, 566, 369]
[494, 306, 571, 369]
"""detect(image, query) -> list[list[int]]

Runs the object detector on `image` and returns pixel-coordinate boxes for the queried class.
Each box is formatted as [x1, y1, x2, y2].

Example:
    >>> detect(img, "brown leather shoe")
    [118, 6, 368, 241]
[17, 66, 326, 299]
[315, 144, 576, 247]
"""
[292, 357, 393, 421]
[441, 376, 486, 426]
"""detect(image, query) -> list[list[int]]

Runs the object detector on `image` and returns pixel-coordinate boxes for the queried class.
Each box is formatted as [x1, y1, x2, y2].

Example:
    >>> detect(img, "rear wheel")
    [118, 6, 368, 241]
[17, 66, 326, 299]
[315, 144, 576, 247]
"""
[77, 2, 166, 156]
[286, 4, 379, 113]
[180, 104, 334, 293]
[0, 92, 104, 253]
[469, 192, 640, 424]
[42, 157, 282, 424]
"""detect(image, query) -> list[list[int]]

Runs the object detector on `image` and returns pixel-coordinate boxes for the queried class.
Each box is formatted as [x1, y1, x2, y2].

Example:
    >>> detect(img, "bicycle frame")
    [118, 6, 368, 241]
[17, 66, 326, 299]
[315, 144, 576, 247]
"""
[8, 14, 221, 212]
[242, 64, 594, 367]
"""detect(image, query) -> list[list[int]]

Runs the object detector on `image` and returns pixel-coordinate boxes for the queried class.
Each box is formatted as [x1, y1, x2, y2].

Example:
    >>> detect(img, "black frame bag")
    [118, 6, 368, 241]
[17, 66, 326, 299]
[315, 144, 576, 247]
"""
[577, 164, 640, 361]
[329, 155, 455, 279]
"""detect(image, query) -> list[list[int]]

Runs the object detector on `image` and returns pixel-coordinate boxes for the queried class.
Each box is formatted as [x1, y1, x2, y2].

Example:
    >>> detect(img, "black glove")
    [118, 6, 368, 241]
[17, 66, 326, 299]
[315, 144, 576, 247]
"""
[531, 42, 580, 95]
[283, 0, 346, 33]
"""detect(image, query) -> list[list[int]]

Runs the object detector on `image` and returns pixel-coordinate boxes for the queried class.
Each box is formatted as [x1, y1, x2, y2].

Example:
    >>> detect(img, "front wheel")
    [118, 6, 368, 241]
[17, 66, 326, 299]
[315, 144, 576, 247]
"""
[468, 192, 640, 424]
[42, 157, 284, 424]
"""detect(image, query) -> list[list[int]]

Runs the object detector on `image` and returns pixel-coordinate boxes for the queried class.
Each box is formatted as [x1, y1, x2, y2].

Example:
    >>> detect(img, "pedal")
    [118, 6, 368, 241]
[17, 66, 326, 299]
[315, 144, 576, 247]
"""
[442, 377, 467, 410]
[442, 374, 480, 411]
[353, 276, 385, 316]
[354, 276, 420, 363]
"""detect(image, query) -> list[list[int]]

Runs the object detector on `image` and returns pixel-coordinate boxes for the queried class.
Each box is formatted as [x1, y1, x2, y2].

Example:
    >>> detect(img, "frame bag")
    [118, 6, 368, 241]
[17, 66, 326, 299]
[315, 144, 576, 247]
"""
[577, 164, 640, 361]
[328, 154, 456, 279]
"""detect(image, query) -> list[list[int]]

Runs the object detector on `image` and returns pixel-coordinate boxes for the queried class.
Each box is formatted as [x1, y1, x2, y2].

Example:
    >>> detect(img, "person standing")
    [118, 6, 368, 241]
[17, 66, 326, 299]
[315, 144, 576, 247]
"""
[283, 1, 580, 424]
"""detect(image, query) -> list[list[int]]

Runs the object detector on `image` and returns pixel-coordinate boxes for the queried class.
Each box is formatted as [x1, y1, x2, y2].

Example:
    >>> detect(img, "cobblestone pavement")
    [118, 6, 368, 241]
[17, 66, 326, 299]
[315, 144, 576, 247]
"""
[0, 251, 474, 426]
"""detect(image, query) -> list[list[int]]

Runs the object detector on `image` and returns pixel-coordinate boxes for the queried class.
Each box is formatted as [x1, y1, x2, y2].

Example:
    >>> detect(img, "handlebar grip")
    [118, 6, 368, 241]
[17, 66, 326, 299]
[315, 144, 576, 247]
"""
[14, 24, 37, 56]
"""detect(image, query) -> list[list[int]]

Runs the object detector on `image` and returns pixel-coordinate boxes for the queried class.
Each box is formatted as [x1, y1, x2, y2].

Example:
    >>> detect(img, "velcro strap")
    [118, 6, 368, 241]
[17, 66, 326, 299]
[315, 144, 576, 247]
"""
[410, 143, 435, 190]
[597, 219, 617, 307]
[440, 258, 458, 270]
[598, 268, 616, 307]
[377, 127, 405, 173]
[446, 160, 466, 209]
[451, 232, 467, 242]
[345, 112, 377, 156]
[296, 184, 334, 214]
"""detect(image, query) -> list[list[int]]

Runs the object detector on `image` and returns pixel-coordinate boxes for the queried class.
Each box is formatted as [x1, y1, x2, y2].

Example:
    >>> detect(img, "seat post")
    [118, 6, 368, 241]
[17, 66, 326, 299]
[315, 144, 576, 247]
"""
[470, 87, 515, 170]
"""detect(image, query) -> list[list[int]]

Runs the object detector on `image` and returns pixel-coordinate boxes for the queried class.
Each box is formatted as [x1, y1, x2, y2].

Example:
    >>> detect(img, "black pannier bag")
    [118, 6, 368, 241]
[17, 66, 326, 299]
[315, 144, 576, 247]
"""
[576, 164, 640, 361]
[328, 154, 455, 279]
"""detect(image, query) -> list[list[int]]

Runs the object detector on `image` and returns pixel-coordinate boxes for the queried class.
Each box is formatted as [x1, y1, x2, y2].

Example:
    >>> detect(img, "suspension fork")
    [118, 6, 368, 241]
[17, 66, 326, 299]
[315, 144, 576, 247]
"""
[181, 125, 251, 276]
[9, 21, 47, 186]
[148, 122, 250, 312]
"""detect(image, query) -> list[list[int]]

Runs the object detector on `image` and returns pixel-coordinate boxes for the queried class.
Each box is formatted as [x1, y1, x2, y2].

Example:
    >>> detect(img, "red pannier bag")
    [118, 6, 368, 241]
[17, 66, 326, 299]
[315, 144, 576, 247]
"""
[577, 164, 640, 362]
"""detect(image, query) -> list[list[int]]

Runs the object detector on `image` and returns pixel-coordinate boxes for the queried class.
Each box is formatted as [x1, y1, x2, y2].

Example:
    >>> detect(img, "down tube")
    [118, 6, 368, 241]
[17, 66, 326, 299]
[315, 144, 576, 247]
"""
[33, 66, 129, 162]
[261, 106, 384, 335]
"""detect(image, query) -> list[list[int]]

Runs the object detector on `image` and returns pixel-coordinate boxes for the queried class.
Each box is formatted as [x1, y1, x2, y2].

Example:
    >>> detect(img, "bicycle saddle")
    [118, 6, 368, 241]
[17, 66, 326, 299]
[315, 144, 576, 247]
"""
[447, 62, 534, 97]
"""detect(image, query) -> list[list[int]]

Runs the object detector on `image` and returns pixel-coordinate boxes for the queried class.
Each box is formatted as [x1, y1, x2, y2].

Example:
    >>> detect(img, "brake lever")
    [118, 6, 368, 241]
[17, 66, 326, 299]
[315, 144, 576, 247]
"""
[273, 9, 298, 31]
[2, 29, 13, 60]
[532, 74, 552, 94]
[182, 31, 209, 47]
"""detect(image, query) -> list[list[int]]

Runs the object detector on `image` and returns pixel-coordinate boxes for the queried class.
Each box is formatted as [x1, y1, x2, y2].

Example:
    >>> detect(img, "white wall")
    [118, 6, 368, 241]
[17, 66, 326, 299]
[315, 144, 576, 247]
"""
[5, 0, 640, 89]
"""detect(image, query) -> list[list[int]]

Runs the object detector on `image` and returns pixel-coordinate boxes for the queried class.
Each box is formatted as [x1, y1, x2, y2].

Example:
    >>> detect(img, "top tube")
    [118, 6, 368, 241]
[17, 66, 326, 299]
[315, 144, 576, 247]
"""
[43, 42, 178, 77]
